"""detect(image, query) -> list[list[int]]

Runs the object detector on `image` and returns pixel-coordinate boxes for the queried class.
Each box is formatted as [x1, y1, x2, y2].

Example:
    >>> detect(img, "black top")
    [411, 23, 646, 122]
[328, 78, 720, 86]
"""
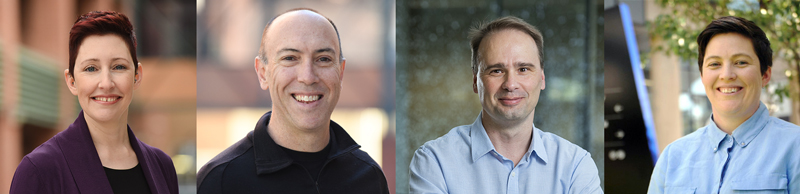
[103, 164, 152, 194]
[196, 111, 390, 194]
[280, 142, 331, 181]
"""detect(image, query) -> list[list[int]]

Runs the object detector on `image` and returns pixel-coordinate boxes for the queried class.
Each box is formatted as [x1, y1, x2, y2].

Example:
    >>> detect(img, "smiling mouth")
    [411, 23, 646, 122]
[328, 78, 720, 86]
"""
[92, 96, 120, 102]
[718, 87, 742, 94]
[292, 94, 322, 103]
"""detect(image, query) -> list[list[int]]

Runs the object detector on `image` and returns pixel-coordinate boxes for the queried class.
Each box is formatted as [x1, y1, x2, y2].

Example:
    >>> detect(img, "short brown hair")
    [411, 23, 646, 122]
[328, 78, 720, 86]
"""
[697, 16, 772, 75]
[469, 16, 544, 75]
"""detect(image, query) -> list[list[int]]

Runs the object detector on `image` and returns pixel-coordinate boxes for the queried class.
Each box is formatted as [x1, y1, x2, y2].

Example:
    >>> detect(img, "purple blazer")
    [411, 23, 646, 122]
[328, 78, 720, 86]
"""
[9, 111, 179, 193]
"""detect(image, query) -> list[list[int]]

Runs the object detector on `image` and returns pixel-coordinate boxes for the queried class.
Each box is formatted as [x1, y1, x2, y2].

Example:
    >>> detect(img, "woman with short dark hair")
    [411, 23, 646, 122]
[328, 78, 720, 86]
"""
[9, 11, 178, 194]
[648, 16, 800, 193]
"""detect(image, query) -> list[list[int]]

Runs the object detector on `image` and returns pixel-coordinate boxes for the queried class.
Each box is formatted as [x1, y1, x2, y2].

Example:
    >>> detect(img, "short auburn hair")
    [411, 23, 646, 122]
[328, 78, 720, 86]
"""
[469, 16, 544, 75]
[68, 11, 138, 77]
[697, 16, 772, 75]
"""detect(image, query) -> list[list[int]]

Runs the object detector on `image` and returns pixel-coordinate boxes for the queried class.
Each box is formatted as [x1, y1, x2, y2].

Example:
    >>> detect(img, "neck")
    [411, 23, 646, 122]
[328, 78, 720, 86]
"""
[83, 111, 137, 169]
[481, 111, 534, 166]
[268, 112, 331, 152]
[713, 105, 760, 135]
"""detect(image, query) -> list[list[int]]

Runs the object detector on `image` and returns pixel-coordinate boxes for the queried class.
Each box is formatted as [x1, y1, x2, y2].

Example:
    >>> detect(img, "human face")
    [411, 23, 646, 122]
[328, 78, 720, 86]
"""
[65, 34, 141, 123]
[474, 29, 545, 125]
[701, 33, 770, 121]
[255, 10, 345, 132]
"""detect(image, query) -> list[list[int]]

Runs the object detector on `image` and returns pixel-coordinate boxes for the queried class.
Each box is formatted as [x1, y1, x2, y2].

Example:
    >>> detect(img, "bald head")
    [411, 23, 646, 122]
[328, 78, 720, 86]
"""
[257, 9, 343, 64]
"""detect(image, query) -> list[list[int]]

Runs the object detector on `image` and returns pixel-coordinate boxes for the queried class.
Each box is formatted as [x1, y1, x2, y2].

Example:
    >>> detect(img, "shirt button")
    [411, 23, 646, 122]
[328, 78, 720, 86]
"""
[740, 143, 745, 146]
[511, 172, 516, 177]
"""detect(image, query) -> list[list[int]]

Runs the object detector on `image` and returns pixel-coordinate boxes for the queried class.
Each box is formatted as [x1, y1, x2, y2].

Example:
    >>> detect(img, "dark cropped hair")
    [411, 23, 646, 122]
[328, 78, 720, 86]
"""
[469, 16, 544, 75]
[697, 16, 772, 75]
[68, 11, 137, 77]
[257, 8, 343, 63]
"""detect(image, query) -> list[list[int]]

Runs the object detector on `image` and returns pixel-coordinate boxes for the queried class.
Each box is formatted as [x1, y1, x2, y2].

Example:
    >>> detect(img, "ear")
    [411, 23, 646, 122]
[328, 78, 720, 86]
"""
[133, 62, 143, 90]
[339, 58, 346, 81]
[473, 74, 479, 93]
[762, 66, 771, 87]
[255, 57, 269, 90]
[540, 70, 546, 90]
[64, 69, 78, 95]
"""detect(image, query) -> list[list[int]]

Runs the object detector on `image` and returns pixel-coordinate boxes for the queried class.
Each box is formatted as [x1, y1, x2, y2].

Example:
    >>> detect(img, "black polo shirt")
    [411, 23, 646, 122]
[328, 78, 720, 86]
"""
[197, 111, 390, 194]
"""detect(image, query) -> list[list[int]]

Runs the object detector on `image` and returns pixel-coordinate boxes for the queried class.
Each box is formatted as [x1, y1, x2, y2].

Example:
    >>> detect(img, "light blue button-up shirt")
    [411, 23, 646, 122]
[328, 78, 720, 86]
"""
[409, 113, 603, 194]
[648, 102, 800, 193]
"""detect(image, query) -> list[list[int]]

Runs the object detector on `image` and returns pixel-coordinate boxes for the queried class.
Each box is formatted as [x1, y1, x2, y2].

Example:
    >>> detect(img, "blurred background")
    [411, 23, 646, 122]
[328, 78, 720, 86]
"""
[195, 0, 397, 192]
[396, 0, 604, 192]
[0, 0, 197, 193]
[604, 0, 800, 192]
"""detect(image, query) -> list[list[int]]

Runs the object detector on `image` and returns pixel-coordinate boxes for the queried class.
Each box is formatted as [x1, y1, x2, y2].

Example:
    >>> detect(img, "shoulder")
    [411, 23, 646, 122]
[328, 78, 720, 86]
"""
[197, 133, 255, 187]
[762, 117, 800, 147]
[347, 149, 388, 182]
[664, 126, 707, 152]
[138, 140, 174, 166]
[11, 133, 70, 193]
[19, 133, 68, 173]
[135, 139, 178, 177]
[415, 124, 470, 155]
[766, 117, 800, 134]
[536, 129, 595, 165]
[537, 129, 588, 154]
[349, 149, 383, 169]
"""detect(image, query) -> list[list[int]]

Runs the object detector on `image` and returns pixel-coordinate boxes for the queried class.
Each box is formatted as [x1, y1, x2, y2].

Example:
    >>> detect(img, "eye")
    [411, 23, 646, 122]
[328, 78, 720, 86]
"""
[707, 62, 720, 67]
[489, 69, 502, 74]
[113, 64, 128, 70]
[735, 61, 749, 66]
[84, 66, 97, 72]
[281, 56, 297, 61]
[519, 68, 530, 72]
[317, 56, 333, 62]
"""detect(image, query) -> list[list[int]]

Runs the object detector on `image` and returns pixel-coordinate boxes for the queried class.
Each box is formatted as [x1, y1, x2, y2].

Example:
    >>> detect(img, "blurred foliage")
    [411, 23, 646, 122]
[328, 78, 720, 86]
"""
[649, 0, 800, 104]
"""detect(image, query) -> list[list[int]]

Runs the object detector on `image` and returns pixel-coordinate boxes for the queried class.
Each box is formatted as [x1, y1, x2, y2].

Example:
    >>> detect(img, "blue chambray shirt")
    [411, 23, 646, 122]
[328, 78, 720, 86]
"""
[409, 113, 603, 194]
[648, 102, 800, 193]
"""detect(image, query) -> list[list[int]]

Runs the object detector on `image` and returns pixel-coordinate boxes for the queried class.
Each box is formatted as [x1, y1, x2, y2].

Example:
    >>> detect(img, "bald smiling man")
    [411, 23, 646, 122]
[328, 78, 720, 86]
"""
[197, 9, 390, 194]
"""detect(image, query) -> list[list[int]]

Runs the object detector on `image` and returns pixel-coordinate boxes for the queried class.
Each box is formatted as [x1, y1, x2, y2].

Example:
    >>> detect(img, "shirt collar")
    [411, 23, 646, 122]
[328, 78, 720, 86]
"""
[469, 112, 548, 164]
[706, 102, 770, 151]
[253, 111, 361, 175]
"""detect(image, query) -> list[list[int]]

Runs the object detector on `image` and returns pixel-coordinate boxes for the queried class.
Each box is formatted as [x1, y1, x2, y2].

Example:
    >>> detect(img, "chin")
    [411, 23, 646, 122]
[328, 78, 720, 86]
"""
[85, 109, 124, 122]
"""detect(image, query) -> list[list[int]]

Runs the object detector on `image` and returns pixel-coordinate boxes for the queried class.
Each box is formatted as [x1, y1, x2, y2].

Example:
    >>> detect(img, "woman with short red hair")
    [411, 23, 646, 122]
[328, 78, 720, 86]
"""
[9, 11, 178, 194]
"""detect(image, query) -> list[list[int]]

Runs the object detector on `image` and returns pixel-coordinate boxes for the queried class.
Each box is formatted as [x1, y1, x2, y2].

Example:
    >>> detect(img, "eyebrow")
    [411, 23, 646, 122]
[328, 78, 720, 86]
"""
[704, 53, 754, 61]
[276, 47, 337, 55]
[79, 58, 131, 65]
[516, 62, 536, 68]
[277, 48, 301, 54]
[483, 63, 505, 70]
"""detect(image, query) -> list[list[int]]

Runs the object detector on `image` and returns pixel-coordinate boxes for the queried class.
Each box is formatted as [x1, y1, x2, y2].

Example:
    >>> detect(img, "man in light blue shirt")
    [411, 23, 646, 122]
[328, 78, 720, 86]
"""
[648, 16, 800, 193]
[409, 16, 603, 194]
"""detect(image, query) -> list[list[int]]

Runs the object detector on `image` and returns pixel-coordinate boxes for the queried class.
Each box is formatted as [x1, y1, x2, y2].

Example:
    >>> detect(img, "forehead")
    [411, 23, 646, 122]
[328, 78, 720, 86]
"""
[478, 29, 539, 65]
[705, 33, 756, 56]
[76, 34, 131, 59]
[264, 11, 339, 54]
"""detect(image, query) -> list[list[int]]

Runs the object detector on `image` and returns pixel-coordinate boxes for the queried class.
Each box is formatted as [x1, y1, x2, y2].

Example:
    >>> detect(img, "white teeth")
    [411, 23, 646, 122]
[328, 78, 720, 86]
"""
[94, 97, 117, 102]
[294, 95, 320, 102]
[720, 88, 739, 94]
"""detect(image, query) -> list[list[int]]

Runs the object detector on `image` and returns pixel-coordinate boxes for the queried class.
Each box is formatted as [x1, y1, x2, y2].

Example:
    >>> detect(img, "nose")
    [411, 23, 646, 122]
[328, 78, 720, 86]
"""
[98, 69, 115, 90]
[297, 59, 320, 85]
[502, 72, 519, 91]
[719, 63, 737, 80]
